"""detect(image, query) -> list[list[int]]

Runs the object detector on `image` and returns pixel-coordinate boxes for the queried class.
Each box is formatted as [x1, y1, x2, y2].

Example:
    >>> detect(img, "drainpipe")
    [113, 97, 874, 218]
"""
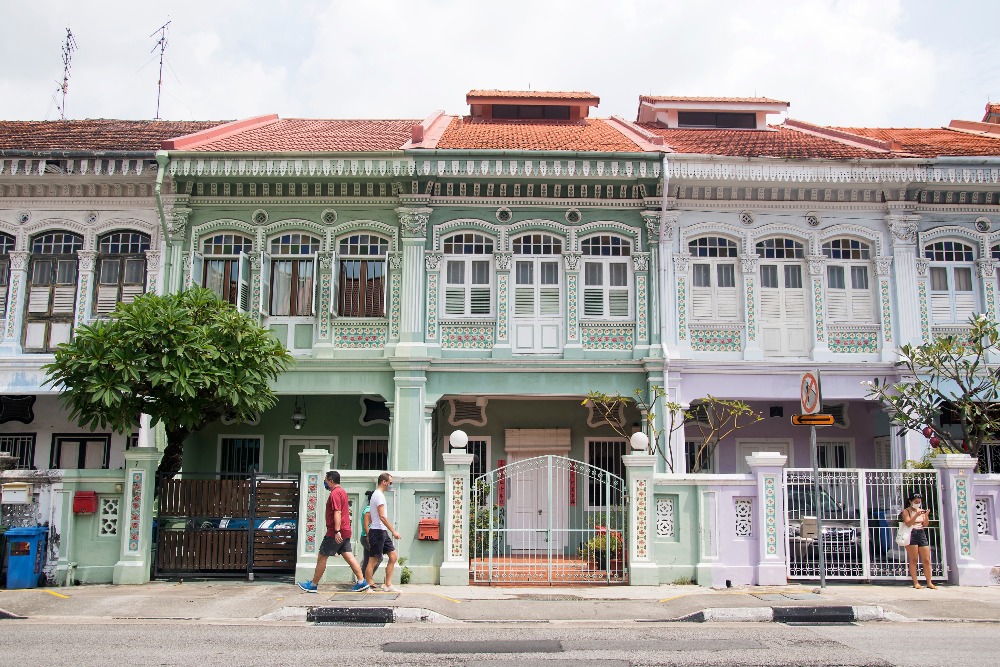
[660, 153, 671, 361]
[153, 150, 172, 293]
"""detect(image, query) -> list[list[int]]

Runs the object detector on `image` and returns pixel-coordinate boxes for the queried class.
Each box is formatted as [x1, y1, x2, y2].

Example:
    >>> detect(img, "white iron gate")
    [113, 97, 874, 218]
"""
[784, 468, 945, 580]
[470, 455, 628, 584]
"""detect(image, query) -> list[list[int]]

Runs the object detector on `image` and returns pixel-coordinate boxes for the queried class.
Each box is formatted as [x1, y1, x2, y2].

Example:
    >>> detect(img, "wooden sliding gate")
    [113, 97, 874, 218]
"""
[154, 473, 299, 579]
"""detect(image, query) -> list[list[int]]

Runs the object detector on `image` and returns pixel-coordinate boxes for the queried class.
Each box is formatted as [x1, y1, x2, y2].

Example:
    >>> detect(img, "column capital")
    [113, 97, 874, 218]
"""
[425, 252, 442, 271]
[494, 251, 513, 272]
[874, 256, 893, 277]
[166, 206, 191, 242]
[632, 252, 650, 273]
[886, 213, 920, 246]
[9, 251, 29, 271]
[976, 258, 997, 279]
[562, 251, 581, 271]
[739, 253, 758, 275]
[396, 207, 432, 238]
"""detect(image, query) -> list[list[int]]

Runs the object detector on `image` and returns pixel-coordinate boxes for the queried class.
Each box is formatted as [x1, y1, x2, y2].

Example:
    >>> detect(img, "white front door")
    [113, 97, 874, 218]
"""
[506, 454, 569, 551]
[512, 258, 562, 353]
[280, 437, 336, 474]
[737, 440, 792, 473]
[759, 263, 808, 357]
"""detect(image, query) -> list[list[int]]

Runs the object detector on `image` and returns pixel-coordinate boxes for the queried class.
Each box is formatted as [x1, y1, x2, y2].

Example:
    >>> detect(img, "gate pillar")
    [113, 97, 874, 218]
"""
[932, 454, 991, 586]
[746, 452, 788, 586]
[440, 451, 475, 585]
[623, 453, 658, 585]
[112, 445, 163, 585]
[295, 448, 334, 583]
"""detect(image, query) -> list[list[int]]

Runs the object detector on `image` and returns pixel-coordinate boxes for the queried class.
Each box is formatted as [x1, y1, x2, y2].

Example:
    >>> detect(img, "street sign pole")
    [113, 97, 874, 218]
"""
[811, 423, 825, 588]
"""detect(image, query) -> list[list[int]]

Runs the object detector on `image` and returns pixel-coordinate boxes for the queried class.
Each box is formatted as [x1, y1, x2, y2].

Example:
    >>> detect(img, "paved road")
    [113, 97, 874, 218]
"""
[0, 619, 996, 666]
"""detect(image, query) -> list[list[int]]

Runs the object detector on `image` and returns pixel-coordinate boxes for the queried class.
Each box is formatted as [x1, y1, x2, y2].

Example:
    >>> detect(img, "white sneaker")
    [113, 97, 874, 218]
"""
[381, 584, 401, 593]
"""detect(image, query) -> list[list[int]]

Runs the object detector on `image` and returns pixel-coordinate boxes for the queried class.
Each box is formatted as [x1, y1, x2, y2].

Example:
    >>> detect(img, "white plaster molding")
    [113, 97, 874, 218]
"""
[329, 219, 399, 251]
[432, 218, 502, 251]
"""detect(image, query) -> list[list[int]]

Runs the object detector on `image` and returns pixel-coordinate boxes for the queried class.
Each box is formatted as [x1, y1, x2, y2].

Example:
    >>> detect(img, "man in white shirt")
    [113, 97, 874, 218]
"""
[365, 472, 401, 592]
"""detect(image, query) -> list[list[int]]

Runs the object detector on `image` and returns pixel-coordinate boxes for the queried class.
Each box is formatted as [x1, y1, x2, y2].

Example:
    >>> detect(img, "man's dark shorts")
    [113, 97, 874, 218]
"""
[909, 529, 930, 548]
[368, 528, 396, 557]
[319, 535, 353, 556]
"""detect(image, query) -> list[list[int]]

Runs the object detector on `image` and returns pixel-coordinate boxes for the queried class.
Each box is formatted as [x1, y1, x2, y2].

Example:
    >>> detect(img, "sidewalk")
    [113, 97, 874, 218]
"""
[2, 579, 999, 624]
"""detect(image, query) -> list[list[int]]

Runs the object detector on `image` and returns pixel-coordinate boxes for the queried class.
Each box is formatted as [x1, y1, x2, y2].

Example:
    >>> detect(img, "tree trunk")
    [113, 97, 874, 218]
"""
[157, 426, 189, 478]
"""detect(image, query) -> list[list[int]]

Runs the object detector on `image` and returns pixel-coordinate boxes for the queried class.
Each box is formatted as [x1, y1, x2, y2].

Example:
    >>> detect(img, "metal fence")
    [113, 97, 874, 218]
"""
[470, 455, 628, 585]
[784, 468, 944, 580]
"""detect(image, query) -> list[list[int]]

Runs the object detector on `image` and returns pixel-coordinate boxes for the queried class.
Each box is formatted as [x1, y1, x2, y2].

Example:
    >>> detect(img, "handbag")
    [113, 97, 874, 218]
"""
[895, 522, 912, 547]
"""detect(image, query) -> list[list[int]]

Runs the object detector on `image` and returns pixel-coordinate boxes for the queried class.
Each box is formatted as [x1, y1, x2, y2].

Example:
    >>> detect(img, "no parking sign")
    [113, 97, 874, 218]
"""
[800, 370, 822, 415]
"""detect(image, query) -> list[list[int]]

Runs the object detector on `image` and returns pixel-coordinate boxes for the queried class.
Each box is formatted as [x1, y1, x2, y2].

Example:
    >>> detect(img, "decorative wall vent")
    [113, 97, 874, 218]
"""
[0, 396, 35, 424]
[321, 208, 338, 225]
[976, 217, 992, 232]
[496, 207, 512, 223]
[360, 397, 391, 425]
[586, 399, 625, 429]
[449, 397, 488, 427]
[565, 208, 582, 224]
[251, 208, 269, 225]
[17, 211, 30, 225]
[805, 212, 821, 227]
[820, 402, 849, 429]
[739, 210, 755, 226]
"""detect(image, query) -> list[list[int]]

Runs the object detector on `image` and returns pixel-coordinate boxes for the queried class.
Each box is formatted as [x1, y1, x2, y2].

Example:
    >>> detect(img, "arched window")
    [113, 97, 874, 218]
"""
[822, 238, 873, 323]
[25, 231, 83, 352]
[443, 233, 494, 317]
[269, 233, 321, 317]
[0, 233, 15, 318]
[581, 235, 631, 319]
[198, 233, 252, 309]
[925, 240, 977, 324]
[512, 234, 563, 352]
[95, 231, 150, 315]
[688, 236, 738, 322]
[337, 234, 389, 318]
[755, 237, 807, 356]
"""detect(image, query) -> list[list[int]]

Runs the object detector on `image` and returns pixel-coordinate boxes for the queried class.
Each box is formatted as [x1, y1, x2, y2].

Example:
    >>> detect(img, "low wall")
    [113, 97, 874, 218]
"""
[972, 474, 1000, 581]
[1, 469, 64, 585]
[54, 469, 128, 585]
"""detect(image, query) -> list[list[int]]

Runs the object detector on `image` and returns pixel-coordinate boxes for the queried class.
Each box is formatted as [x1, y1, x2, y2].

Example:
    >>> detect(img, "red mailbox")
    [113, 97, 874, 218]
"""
[418, 518, 440, 541]
[73, 491, 98, 514]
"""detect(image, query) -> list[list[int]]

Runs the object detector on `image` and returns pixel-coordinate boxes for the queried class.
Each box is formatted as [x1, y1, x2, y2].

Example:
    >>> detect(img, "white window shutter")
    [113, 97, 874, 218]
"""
[95, 285, 119, 315]
[445, 288, 464, 316]
[716, 287, 738, 321]
[690, 287, 713, 321]
[27, 288, 49, 314]
[329, 251, 339, 316]
[470, 287, 491, 315]
[930, 292, 952, 323]
[583, 289, 603, 317]
[826, 290, 848, 322]
[237, 253, 250, 313]
[759, 290, 781, 320]
[954, 291, 976, 321]
[608, 289, 629, 318]
[191, 251, 204, 289]
[538, 287, 560, 316]
[850, 290, 873, 323]
[310, 253, 318, 317]
[514, 287, 534, 316]
[258, 251, 271, 316]
[784, 288, 805, 319]
[52, 285, 76, 314]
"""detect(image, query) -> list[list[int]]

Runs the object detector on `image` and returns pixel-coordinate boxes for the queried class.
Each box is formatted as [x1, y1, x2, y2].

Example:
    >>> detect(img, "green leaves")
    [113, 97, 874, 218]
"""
[43, 288, 293, 446]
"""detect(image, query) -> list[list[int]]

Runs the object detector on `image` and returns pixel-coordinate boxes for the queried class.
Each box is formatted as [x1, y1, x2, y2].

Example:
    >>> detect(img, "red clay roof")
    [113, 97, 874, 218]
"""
[435, 117, 642, 152]
[637, 124, 890, 159]
[0, 119, 225, 152]
[985, 103, 1000, 122]
[831, 127, 1000, 158]
[468, 90, 599, 102]
[640, 95, 788, 105]
[180, 119, 418, 152]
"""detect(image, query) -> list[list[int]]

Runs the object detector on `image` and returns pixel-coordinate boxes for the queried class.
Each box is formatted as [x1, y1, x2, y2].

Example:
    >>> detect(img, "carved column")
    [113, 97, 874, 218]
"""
[424, 252, 441, 348]
[642, 210, 664, 352]
[395, 207, 430, 355]
[659, 211, 679, 356]
[143, 250, 162, 295]
[807, 254, 829, 359]
[74, 250, 97, 327]
[874, 256, 896, 361]
[492, 251, 512, 358]
[915, 257, 931, 344]
[887, 213, 923, 346]
[0, 251, 30, 353]
[632, 252, 650, 358]
[672, 253, 691, 356]
[165, 206, 190, 294]
[387, 250, 402, 347]
[562, 251, 582, 357]
[976, 259, 998, 322]
[314, 251, 334, 351]
[740, 253, 762, 360]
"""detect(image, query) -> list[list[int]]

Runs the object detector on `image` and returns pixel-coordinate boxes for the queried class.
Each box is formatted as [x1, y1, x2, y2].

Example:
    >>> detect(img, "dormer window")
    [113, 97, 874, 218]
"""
[493, 105, 571, 120]
[636, 96, 789, 129]
[466, 90, 599, 122]
[677, 112, 756, 129]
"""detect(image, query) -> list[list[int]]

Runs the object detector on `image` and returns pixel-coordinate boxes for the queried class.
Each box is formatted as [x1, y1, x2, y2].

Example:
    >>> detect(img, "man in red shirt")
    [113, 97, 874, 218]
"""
[298, 470, 368, 593]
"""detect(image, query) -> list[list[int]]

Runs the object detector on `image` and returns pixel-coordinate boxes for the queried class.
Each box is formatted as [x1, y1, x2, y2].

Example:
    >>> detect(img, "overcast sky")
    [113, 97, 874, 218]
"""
[2, 0, 997, 128]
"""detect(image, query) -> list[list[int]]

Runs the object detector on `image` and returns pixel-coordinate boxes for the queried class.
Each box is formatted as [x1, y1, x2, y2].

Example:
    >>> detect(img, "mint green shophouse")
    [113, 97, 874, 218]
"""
[157, 93, 671, 585]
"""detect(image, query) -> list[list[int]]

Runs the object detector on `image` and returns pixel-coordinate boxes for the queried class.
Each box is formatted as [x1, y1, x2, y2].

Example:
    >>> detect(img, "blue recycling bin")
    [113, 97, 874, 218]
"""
[5, 526, 48, 589]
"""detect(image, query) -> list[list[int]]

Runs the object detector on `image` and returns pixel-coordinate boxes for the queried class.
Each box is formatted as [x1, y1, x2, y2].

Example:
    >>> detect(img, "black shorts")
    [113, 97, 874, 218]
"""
[909, 529, 929, 548]
[319, 535, 353, 556]
[368, 528, 395, 557]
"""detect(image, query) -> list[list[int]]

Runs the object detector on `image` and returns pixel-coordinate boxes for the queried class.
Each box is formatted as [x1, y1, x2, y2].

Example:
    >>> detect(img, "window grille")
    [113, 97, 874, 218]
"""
[338, 234, 388, 318]
[587, 439, 627, 508]
[50, 436, 110, 469]
[0, 434, 35, 469]
[356, 438, 389, 471]
[219, 437, 261, 478]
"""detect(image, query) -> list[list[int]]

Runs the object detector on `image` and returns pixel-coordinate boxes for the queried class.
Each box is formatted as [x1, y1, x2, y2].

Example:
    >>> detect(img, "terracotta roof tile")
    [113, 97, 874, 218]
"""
[183, 119, 418, 152]
[0, 119, 225, 152]
[435, 117, 642, 152]
[640, 95, 788, 105]
[467, 90, 599, 101]
[638, 124, 889, 159]
[831, 127, 1000, 157]
[985, 104, 1000, 122]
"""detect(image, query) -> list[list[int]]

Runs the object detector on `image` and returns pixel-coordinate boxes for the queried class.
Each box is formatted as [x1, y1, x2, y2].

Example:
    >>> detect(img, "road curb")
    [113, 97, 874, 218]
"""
[671, 605, 888, 623]
[305, 606, 453, 624]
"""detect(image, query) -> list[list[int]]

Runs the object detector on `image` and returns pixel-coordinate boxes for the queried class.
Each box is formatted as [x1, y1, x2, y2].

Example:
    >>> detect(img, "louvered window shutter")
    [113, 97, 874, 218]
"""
[258, 251, 271, 316]
[539, 287, 560, 316]
[514, 287, 534, 316]
[690, 287, 713, 321]
[826, 290, 848, 322]
[716, 287, 738, 321]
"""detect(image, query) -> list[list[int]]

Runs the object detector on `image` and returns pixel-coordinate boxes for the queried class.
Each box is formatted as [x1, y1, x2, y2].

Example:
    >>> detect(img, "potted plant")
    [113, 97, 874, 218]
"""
[580, 528, 624, 571]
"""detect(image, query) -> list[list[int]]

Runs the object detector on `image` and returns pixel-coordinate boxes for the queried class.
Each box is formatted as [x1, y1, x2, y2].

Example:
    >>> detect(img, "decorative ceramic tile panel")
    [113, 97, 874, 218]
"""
[812, 278, 825, 342]
[426, 273, 438, 340]
[636, 275, 648, 342]
[5, 274, 19, 339]
[976, 497, 990, 536]
[880, 279, 893, 341]
[828, 329, 879, 353]
[764, 476, 777, 555]
[98, 496, 119, 537]
[75, 274, 90, 326]
[332, 323, 387, 348]
[305, 473, 319, 553]
[918, 282, 930, 343]
[581, 323, 634, 350]
[987, 282, 997, 322]
[676, 276, 687, 340]
[451, 476, 464, 557]
[389, 273, 401, 339]
[127, 471, 143, 552]
[251, 274, 261, 316]
[957, 476, 971, 556]
[745, 276, 756, 341]
[319, 273, 331, 339]
[735, 498, 753, 537]
[567, 273, 578, 340]
[690, 328, 742, 352]
[635, 478, 648, 558]
[440, 324, 494, 349]
[419, 496, 440, 520]
[497, 273, 509, 341]
[656, 497, 675, 537]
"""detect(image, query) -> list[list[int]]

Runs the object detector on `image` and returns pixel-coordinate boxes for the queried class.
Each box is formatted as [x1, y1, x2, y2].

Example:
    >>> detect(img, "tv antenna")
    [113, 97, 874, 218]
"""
[151, 21, 171, 120]
[56, 28, 77, 120]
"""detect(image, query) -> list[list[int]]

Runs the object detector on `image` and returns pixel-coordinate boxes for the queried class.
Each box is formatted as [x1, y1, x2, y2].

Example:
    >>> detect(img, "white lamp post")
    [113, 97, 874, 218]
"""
[629, 431, 649, 453]
[449, 429, 469, 451]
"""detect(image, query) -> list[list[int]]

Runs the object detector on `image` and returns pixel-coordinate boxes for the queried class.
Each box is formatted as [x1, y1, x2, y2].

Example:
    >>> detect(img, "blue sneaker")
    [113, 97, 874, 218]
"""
[297, 581, 318, 593]
[351, 580, 370, 592]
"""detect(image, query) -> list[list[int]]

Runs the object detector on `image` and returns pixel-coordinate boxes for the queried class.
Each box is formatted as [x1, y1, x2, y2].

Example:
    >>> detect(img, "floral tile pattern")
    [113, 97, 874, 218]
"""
[812, 278, 825, 342]
[305, 474, 318, 553]
[764, 476, 777, 555]
[451, 476, 464, 558]
[918, 282, 930, 343]
[636, 275, 648, 342]
[880, 279, 893, 341]
[426, 273, 438, 340]
[828, 330, 878, 353]
[635, 478, 648, 558]
[690, 327, 742, 352]
[497, 273, 509, 341]
[5, 274, 19, 339]
[332, 323, 387, 348]
[745, 276, 756, 341]
[127, 471, 143, 552]
[676, 276, 687, 340]
[581, 323, 634, 350]
[567, 273, 578, 340]
[389, 273, 401, 339]
[957, 476, 971, 556]
[318, 273, 331, 339]
[441, 324, 495, 349]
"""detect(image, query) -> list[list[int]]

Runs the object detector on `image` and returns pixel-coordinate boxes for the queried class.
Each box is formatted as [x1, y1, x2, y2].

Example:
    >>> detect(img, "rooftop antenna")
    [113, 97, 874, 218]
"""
[151, 21, 171, 120]
[56, 28, 77, 120]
